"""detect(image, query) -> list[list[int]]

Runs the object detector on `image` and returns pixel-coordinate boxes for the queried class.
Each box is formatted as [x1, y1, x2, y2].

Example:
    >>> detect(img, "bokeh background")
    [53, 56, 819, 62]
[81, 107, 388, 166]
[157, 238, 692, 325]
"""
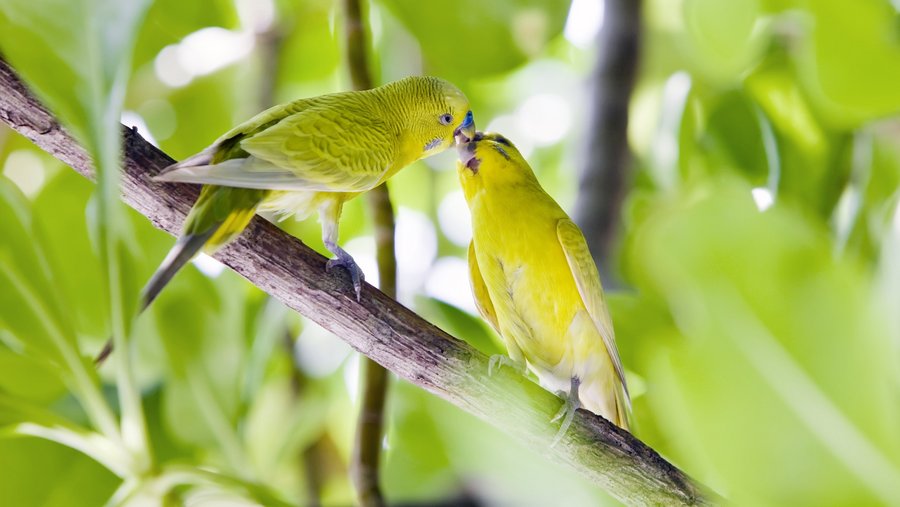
[2, 0, 900, 505]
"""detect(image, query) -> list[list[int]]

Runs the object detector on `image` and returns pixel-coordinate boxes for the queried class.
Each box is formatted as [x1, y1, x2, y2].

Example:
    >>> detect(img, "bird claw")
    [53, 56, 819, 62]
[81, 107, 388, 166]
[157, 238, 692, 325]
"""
[551, 377, 582, 447]
[326, 255, 365, 301]
[488, 354, 524, 377]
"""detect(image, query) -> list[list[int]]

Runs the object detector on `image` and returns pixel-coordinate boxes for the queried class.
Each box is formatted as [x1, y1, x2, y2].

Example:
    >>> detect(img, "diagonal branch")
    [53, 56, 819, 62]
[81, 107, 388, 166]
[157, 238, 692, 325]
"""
[0, 58, 717, 507]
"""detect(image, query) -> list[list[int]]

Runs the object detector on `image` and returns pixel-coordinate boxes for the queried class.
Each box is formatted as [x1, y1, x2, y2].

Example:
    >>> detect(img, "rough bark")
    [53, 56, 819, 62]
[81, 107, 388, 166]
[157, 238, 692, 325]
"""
[0, 58, 717, 507]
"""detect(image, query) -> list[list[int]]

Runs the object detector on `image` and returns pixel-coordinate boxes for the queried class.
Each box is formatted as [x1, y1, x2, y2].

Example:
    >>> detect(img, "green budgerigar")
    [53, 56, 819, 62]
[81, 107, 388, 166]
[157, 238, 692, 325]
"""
[97, 76, 474, 362]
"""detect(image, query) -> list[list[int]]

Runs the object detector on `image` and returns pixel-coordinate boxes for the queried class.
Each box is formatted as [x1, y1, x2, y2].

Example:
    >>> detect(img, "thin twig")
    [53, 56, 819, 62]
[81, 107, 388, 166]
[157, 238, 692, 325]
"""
[0, 57, 718, 507]
[342, 1, 392, 505]
[572, 0, 642, 287]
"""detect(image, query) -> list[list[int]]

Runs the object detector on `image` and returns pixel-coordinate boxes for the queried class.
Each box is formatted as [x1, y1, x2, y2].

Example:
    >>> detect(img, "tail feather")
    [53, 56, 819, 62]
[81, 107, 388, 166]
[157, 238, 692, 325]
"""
[94, 227, 218, 364]
[614, 382, 632, 430]
[578, 369, 632, 431]
[155, 147, 215, 179]
[139, 228, 218, 310]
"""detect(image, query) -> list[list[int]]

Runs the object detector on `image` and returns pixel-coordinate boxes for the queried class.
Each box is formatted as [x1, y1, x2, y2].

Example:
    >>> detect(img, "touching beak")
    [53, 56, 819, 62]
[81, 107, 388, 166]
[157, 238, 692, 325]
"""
[457, 130, 482, 173]
[454, 110, 476, 144]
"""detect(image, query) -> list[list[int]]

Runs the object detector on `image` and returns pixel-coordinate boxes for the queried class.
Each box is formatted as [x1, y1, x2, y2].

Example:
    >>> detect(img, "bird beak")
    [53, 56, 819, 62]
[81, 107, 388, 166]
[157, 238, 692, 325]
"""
[457, 130, 481, 173]
[454, 110, 476, 144]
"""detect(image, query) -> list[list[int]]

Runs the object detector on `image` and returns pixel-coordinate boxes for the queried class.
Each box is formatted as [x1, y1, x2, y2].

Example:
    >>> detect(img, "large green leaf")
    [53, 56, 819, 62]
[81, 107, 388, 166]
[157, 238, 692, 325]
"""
[682, 0, 766, 84]
[0, 177, 120, 450]
[626, 179, 900, 505]
[0, 0, 152, 157]
[0, 178, 85, 368]
[377, 0, 570, 84]
[798, 0, 900, 126]
[32, 171, 109, 339]
[0, 0, 154, 464]
[0, 437, 119, 507]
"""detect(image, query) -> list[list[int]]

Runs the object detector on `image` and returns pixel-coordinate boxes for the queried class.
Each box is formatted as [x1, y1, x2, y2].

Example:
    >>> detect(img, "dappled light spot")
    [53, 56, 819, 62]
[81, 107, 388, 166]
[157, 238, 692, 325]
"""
[235, 0, 275, 33]
[438, 191, 472, 248]
[296, 319, 353, 379]
[564, 0, 604, 49]
[343, 353, 361, 403]
[396, 207, 438, 303]
[513, 9, 549, 57]
[343, 236, 379, 288]
[517, 93, 571, 146]
[3, 150, 45, 197]
[425, 257, 479, 315]
[486, 114, 534, 158]
[154, 27, 255, 88]
[191, 253, 225, 278]
[751, 187, 774, 212]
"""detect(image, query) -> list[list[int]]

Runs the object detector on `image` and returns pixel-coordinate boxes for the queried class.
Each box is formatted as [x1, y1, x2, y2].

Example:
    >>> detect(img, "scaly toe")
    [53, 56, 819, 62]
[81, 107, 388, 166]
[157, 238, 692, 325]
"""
[488, 354, 522, 377]
[350, 266, 364, 301]
[326, 256, 366, 300]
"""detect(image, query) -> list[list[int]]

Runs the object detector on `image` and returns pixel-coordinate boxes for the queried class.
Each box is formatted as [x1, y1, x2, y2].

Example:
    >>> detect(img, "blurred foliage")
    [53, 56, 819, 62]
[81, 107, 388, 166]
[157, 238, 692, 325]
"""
[2, 0, 900, 505]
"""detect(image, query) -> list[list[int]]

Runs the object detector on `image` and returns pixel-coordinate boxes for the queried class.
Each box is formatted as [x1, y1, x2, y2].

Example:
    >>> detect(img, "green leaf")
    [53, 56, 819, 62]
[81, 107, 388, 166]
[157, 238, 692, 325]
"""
[628, 179, 900, 505]
[0, 0, 152, 155]
[0, 177, 72, 364]
[0, 0, 154, 467]
[32, 170, 109, 339]
[683, 0, 766, 84]
[153, 271, 255, 475]
[0, 177, 119, 445]
[376, 0, 570, 84]
[0, 437, 119, 507]
[0, 345, 66, 402]
[798, 0, 900, 126]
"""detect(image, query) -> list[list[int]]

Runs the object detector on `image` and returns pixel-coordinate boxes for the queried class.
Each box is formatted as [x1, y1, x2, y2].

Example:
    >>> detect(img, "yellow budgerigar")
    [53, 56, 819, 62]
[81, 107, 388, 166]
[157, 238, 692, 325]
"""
[97, 76, 474, 362]
[456, 132, 630, 440]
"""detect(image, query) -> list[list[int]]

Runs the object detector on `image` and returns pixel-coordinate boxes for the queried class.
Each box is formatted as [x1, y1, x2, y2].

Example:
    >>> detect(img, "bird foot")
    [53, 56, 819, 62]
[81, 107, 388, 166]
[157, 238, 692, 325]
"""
[326, 254, 365, 301]
[551, 377, 582, 447]
[488, 354, 525, 377]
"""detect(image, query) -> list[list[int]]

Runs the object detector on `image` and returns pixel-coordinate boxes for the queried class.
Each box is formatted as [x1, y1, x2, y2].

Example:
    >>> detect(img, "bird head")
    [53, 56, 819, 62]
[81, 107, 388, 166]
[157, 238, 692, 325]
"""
[391, 76, 475, 161]
[457, 131, 531, 174]
[456, 132, 537, 198]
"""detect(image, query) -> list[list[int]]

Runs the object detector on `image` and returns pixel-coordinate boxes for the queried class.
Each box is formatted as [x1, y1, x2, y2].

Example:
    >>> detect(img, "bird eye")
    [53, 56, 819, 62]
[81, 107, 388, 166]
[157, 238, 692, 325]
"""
[439, 113, 453, 126]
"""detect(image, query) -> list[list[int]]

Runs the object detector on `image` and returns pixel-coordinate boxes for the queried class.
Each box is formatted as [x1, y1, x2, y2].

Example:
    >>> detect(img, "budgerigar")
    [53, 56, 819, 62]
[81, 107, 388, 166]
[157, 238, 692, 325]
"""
[456, 131, 629, 441]
[96, 76, 475, 362]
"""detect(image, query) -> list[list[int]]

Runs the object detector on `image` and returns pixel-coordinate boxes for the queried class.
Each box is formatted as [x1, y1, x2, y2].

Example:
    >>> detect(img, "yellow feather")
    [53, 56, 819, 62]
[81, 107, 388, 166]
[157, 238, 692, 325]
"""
[468, 240, 500, 333]
[458, 132, 630, 430]
[204, 207, 257, 252]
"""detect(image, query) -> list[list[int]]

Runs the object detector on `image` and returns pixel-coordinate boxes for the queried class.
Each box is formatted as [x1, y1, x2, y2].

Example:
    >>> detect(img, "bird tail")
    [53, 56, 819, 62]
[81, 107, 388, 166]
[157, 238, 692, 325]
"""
[579, 367, 632, 431]
[93, 228, 216, 364]
[94, 186, 264, 364]
[155, 147, 215, 179]
[139, 230, 217, 311]
[612, 380, 632, 430]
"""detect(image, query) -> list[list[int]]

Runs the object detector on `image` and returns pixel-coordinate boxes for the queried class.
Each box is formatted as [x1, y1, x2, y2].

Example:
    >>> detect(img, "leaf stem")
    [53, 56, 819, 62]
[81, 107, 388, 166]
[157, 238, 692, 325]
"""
[343, 1, 393, 505]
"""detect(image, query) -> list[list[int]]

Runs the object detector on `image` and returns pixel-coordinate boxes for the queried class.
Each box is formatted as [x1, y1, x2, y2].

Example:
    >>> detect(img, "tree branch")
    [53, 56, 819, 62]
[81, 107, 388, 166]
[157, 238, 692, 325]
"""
[0, 58, 717, 507]
[342, 0, 392, 505]
[572, 0, 642, 287]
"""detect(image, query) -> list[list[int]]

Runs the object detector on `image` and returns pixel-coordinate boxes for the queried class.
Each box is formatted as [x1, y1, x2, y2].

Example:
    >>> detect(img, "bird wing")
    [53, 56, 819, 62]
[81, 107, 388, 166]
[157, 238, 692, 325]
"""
[156, 102, 396, 192]
[468, 240, 500, 333]
[556, 219, 629, 399]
